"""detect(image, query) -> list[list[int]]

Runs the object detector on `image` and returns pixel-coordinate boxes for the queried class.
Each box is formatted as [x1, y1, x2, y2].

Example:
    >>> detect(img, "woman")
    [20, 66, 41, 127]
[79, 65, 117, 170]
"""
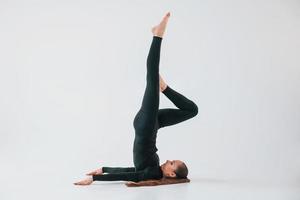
[74, 12, 198, 186]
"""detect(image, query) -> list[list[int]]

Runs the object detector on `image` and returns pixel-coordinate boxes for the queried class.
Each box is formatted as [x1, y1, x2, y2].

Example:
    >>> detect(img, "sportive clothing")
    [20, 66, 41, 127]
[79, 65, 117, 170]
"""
[92, 36, 198, 182]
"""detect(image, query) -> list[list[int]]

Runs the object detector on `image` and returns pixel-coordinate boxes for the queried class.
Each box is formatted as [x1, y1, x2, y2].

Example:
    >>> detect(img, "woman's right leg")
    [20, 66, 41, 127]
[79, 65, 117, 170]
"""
[133, 36, 163, 131]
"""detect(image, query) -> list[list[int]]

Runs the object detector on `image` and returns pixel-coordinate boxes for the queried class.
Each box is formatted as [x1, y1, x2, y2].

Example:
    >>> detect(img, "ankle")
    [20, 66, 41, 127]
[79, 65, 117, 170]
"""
[161, 85, 168, 92]
[153, 35, 163, 39]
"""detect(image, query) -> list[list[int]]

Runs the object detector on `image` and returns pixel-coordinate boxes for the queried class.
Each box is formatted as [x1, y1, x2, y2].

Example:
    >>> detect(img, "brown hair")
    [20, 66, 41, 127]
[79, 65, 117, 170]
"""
[125, 178, 190, 187]
[174, 162, 188, 179]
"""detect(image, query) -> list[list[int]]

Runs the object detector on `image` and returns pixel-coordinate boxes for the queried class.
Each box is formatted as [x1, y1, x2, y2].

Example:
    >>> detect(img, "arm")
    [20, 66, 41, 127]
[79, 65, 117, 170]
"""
[86, 166, 136, 176]
[92, 171, 145, 182]
[75, 170, 142, 186]
[102, 167, 136, 173]
[75, 167, 161, 185]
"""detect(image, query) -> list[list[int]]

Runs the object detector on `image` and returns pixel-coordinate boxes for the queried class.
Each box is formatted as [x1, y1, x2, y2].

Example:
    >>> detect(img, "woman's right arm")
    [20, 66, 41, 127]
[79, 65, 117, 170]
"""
[102, 167, 136, 173]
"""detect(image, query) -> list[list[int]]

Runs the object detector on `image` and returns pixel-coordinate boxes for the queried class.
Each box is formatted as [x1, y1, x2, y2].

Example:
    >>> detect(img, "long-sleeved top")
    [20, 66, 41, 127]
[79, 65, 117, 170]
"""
[92, 166, 163, 182]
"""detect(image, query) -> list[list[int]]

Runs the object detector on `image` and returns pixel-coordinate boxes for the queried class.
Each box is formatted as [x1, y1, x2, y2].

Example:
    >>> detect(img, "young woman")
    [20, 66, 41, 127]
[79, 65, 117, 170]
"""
[74, 12, 198, 186]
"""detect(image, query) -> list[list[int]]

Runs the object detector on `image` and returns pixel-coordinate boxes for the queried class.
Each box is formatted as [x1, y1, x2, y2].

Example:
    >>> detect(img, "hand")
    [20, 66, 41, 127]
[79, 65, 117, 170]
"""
[74, 177, 93, 186]
[86, 168, 103, 176]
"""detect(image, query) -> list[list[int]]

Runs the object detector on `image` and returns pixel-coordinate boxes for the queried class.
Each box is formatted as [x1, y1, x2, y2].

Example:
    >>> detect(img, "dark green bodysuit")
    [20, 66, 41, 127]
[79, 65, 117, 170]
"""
[92, 36, 198, 182]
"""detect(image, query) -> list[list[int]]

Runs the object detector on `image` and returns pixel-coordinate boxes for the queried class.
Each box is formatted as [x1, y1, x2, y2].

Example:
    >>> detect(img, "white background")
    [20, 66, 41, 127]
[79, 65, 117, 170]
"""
[0, 0, 299, 199]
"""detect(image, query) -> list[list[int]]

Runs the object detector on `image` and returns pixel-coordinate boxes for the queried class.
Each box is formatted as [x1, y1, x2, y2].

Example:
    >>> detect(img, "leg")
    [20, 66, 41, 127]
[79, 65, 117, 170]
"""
[158, 85, 198, 129]
[133, 12, 170, 131]
[133, 36, 163, 131]
[142, 36, 162, 114]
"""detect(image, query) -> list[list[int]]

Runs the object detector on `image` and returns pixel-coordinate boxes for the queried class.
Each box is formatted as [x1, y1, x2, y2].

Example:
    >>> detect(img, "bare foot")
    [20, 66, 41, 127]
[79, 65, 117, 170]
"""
[151, 12, 171, 38]
[159, 74, 168, 92]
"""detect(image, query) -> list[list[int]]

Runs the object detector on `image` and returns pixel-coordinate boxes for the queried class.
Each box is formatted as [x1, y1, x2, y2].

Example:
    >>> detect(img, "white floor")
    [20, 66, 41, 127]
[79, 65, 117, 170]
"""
[2, 174, 299, 200]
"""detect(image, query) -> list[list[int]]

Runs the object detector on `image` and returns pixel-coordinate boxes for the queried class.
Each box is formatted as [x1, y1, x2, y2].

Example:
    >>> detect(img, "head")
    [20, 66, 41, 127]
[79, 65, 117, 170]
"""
[160, 160, 188, 179]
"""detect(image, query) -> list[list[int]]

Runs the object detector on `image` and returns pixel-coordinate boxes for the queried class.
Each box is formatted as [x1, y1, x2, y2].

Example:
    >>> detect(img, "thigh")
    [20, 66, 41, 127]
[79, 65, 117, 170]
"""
[157, 108, 197, 129]
[133, 109, 157, 131]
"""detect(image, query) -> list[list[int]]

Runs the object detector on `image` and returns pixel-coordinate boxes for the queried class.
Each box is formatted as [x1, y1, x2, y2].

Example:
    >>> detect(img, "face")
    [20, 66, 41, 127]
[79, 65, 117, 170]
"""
[160, 160, 183, 178]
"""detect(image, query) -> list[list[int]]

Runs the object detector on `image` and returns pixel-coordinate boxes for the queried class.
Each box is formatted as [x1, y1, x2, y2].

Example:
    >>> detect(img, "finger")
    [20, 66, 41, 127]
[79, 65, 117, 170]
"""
[86, 174, 96, 176]
[75, 181, 85, 185]
[86, 171, 96, 175]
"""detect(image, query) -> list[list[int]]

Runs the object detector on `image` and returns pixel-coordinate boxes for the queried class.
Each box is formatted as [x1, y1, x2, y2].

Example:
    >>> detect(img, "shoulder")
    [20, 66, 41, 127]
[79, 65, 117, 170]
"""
[143, 166, 163, 180]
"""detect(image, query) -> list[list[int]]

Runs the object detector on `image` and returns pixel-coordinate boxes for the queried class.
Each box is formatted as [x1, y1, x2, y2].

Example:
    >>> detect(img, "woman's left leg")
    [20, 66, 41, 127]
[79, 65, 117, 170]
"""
[158, 85, 198, 129]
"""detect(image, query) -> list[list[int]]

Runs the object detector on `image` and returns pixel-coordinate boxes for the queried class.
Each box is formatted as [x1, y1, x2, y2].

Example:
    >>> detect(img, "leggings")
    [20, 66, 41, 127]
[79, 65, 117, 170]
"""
[133, 36, 198, 134]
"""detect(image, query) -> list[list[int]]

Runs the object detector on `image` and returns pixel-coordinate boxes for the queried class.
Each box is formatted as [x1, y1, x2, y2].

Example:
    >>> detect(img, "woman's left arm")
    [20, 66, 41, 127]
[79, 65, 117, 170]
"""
[102, 167, 136, 173]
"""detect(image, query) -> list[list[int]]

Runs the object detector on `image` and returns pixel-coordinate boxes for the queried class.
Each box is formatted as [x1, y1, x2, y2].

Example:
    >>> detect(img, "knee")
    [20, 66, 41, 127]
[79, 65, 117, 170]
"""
[190, 103, 198, 117]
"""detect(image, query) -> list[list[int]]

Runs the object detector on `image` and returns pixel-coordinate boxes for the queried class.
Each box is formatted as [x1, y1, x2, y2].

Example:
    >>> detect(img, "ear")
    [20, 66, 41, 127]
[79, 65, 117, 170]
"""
[169, 172, 176, 178]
